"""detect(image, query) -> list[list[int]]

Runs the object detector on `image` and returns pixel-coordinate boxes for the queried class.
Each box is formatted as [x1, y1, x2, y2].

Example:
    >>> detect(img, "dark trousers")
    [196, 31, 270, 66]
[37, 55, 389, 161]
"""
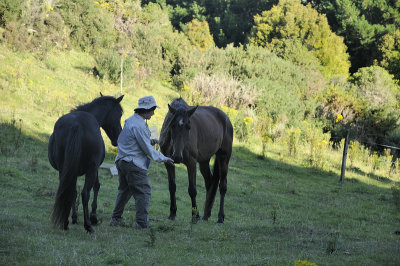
[112, 160, 151, 227]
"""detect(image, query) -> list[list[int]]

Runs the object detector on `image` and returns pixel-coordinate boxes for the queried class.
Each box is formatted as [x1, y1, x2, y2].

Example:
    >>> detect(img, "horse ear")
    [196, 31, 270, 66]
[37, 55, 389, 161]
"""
[187, 106, 198, 117]
[116, 95, 124, 103]
[100, 92, 103, 97]
[168, 104, 176, 114]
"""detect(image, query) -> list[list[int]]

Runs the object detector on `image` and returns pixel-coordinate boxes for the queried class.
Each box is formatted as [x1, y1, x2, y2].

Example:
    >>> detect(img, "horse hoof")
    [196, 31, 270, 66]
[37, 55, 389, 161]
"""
[72, 219, 78, 224]
[191, 216, 200, 224]
[85, 226, 95, 234]
[168, 215, 176, 221]
[202, 216, 209, 221]
[217, 218, 224, 224]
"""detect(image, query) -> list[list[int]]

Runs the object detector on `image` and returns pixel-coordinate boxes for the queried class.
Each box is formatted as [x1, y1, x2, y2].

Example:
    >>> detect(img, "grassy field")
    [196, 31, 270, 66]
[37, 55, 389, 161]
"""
[1, 46, 400, 265]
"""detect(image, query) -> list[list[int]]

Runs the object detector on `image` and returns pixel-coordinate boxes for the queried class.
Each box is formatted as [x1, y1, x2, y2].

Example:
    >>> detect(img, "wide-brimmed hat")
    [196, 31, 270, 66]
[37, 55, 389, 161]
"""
[134, 96, 160, 111]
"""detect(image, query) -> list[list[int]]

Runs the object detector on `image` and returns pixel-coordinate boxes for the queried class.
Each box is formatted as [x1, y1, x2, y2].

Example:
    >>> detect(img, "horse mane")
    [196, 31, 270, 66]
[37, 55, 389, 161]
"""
[72, 96, 121, 113]
[170, 97, 190, 110]
[159, 98, 191, 149]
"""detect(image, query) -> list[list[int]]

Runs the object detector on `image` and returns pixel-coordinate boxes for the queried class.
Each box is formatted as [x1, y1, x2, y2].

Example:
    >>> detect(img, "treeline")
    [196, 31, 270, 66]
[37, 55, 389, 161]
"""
[1, 0, 399, 151]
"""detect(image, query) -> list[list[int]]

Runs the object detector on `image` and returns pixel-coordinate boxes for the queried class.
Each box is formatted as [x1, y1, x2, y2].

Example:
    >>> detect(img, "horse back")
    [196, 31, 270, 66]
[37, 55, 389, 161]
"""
[190, 106, 233, 160]
[48, 111, 105, 175]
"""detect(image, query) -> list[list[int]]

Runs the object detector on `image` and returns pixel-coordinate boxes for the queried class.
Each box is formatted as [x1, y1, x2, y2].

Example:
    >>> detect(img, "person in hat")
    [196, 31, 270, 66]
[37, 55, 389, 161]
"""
[110, 96, 174, 229]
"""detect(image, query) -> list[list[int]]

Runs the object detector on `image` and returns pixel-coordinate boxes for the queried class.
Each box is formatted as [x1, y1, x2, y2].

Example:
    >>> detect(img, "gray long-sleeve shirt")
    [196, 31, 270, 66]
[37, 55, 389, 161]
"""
[115, 113, 169, 170]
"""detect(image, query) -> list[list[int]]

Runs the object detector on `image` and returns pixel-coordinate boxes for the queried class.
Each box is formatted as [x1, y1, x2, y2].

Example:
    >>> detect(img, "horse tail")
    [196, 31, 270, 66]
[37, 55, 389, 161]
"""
[51, 126, 82, 229]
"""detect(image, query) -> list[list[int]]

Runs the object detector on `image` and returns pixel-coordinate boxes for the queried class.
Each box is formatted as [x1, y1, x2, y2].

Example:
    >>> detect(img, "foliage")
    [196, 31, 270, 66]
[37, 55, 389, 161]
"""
[220, 45, 323, 137]
[305, 0, 400, 74]
[1, 0, 70, 56]
[95, 49, 130, 83]
[183, 19, 214, 51]
[231, 110, 255, 143]
[352, 66, 399, 109]
[248, 0, 350, 78]
[318, 66, 400, 148]
[286, 127, 301, 156]
[0, 0, 23, 26]
[57, 0, 117, 52]
[379, 29, 400, 80]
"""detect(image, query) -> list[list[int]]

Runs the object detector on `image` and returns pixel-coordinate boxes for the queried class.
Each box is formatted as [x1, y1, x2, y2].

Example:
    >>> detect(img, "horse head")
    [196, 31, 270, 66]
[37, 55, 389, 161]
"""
[167, 104, 197, 164]
[102, 95, 124, 146]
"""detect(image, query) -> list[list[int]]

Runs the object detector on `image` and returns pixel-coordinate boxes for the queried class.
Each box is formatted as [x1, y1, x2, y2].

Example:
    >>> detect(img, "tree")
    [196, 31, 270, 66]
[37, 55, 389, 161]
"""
[352, 66, 399, 110]
[379, 29, 400, 81]
[183, 19, 214, 51]
[248, 0, 350, 77]
[304, 0, 400, 75]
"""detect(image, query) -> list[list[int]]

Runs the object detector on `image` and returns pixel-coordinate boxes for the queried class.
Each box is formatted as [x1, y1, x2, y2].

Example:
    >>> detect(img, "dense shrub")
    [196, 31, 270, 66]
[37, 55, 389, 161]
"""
[248, 0, 350, 78]
[225, 45, 322, 126]
[318, 66, 400, 147]
[183, 19, 214, 51]
[2, 22, 30, 51]
[1, 1, 70, 57]
[0, 0, 23, 27]
[124, 3, 193, 86]
[57, 0, 117, 52]
[352, 66, 399, 109]
[379, 30, 400, 81]
[95, 49, 123, 83]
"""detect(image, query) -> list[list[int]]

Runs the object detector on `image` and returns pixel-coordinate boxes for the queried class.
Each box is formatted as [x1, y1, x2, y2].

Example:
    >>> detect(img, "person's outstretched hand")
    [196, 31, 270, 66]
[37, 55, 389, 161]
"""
[165, 157, 174, 166]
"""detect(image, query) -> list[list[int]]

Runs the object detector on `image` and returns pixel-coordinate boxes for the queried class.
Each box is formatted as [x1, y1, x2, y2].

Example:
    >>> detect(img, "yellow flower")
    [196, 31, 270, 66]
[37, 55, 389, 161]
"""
[295, 260, 317, 266]
[335, 113, 343, 123]
[244, 116, 253, 125]
[181, 84, 190, 91]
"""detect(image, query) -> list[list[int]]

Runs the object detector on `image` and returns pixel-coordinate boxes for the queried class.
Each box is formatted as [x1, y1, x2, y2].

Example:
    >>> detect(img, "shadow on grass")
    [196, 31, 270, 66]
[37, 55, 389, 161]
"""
[1, 120, 397, 200]
[347, 166, 396, 184]
[1, 121, 400, 266]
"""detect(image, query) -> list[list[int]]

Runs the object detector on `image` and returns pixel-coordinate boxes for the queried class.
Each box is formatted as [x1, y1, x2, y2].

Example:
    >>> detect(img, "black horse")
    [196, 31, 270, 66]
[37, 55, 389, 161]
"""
[48, 94, 124, 233]
[160, 98, 233, 223]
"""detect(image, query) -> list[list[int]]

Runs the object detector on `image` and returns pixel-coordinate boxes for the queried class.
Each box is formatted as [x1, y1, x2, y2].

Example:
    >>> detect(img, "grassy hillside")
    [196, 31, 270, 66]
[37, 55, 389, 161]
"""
[1, 46, 400, 265]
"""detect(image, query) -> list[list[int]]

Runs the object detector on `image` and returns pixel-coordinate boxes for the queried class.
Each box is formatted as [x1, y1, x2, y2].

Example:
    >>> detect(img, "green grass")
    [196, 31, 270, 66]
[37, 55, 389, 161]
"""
[1, 45, 400, 265]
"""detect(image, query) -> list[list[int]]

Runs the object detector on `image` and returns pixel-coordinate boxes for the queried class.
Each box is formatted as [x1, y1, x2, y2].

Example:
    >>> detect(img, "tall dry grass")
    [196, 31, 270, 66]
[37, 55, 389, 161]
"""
[187, 72, 260, 109]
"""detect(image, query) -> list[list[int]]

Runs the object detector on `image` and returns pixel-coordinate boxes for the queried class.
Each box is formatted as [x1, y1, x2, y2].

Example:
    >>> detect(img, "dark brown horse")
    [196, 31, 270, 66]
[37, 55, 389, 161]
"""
[48, 94, 124, 233]
[160, 98, 233, 223]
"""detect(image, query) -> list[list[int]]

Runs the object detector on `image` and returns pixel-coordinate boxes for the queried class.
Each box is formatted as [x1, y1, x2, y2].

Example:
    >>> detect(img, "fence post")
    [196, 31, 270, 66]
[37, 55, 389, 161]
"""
[340, 130, 350, 183]
[120, 57, 124, 94]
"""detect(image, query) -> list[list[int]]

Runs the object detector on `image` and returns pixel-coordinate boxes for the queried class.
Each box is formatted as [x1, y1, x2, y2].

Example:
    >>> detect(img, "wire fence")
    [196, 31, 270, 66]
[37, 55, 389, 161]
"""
[335, 131, 400, 182]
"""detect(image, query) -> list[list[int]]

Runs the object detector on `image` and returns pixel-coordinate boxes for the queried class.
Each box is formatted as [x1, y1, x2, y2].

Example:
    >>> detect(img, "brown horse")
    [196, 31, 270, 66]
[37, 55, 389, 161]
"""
[160, 98, 233, 223]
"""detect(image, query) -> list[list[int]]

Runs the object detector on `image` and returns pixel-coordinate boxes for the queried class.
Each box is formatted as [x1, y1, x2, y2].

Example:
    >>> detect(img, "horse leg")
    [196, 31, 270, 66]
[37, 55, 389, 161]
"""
[216, 153, 229, 224]
[199, 160, 216, 221]
[187, 161, 200, 223]
[165, 163, 177, 220]
[71, 188, 78, 224]
[90, 175, 100, 225]
[82, 169, 96, 233]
